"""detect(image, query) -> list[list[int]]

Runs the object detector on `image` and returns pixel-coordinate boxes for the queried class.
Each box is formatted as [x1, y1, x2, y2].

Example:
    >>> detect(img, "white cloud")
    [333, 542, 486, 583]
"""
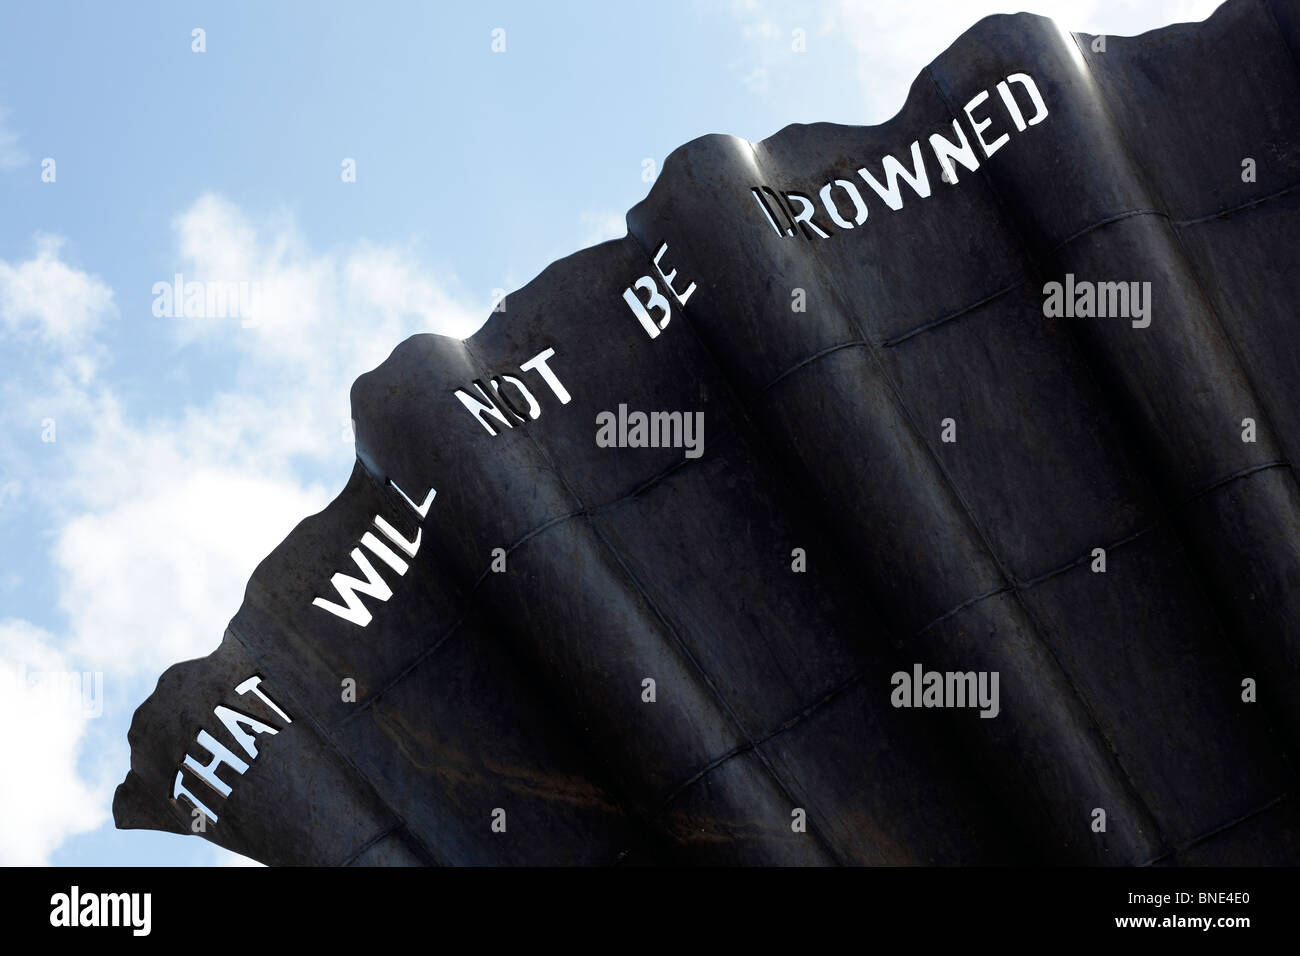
[167, 195, 483, 455]
[0, 199, 485, 863]
[57, 467, 331, 673]
[43, 197, 486, 675]
[833, 0, 1226, 121]
[0, 480, 20, 510]
[0, 107, 27, 169]
[728, 0, 1225, 124]
[0, 234, 115, 349]
[0, 620, 110, 865]
[741, 66, 770, 94]
[578, 210, 627, 247]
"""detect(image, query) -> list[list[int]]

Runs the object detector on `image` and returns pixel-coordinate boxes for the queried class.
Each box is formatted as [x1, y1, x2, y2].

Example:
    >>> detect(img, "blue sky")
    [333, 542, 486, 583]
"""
[0, 0, 1219, 866]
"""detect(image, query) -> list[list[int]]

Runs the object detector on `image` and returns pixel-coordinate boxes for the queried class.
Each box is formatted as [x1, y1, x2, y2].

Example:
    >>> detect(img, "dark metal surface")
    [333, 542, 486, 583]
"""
[114, 0, 1300, 865]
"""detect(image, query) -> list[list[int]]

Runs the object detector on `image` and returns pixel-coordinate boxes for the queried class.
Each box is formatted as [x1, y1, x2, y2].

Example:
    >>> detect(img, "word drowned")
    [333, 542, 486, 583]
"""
[752, 72, 1049, 239]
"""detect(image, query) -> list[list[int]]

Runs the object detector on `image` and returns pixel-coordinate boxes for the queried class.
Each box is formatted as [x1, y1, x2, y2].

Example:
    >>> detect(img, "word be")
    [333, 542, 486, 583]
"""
[622, 242, 696, 340]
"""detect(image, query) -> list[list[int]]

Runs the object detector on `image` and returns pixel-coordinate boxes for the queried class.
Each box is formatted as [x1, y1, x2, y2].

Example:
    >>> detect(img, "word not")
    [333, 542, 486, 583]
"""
[595, 404, 704, 459]
[50, 887, 151, 937]
[170, 675, 292, 825]
[1042, 274, 1152, 328]
[313, 479, 435, 627]
[890, 663, 1000, 718]
[454, 346, 571, 436]
[752, 72, 1048, 239]
[151, 273, 263, 325]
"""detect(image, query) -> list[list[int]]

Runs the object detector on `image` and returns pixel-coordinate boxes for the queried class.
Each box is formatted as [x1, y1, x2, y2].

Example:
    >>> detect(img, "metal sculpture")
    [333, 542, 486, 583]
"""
[115, 0, 1300, 865]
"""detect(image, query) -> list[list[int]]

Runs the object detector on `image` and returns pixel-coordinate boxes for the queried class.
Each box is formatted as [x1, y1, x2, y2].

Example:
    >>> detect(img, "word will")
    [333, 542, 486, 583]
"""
[312, 479, 435, 627]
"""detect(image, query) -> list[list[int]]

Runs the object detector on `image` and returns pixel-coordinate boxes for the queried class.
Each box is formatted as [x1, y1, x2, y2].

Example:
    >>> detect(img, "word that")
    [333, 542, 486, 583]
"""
[170, 675, 292, 825]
